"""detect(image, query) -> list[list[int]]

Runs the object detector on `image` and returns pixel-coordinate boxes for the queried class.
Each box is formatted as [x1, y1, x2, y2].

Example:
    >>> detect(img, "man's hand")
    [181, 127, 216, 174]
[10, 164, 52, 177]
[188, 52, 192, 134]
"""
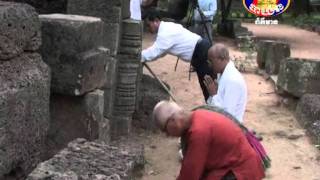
[203, 75, 217, 96]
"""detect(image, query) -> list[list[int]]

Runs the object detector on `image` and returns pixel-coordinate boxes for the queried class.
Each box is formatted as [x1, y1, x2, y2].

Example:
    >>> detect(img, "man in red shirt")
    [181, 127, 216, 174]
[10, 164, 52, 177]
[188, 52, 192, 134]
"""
[153, 101, 265, 180]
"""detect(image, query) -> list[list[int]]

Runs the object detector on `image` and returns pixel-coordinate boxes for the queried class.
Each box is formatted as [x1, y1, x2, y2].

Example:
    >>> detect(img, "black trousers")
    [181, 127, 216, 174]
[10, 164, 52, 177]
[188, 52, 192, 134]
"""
[191, 39, 216, 101]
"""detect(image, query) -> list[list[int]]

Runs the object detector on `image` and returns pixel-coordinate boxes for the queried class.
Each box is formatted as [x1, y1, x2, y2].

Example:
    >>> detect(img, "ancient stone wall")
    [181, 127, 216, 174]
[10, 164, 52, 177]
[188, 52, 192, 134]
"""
[67, 0, 143, 138]
[39, 14, 111, 157]
[0, 2, 50, 178]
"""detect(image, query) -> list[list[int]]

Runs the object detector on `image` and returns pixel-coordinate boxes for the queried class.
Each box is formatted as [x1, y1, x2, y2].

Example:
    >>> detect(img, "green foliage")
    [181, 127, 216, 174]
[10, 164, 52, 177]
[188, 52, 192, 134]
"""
[282, 13, 320, 26]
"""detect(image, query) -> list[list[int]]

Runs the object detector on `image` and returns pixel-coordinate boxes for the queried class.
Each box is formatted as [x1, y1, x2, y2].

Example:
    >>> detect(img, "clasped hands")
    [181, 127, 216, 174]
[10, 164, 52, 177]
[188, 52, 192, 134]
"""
[203, 75, 218, 96]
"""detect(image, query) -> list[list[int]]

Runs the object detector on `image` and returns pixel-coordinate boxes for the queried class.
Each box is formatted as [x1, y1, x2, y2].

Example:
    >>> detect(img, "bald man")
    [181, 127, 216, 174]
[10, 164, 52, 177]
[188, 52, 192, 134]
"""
[152, 101, 265, 180]
[204, 44, 247, 123]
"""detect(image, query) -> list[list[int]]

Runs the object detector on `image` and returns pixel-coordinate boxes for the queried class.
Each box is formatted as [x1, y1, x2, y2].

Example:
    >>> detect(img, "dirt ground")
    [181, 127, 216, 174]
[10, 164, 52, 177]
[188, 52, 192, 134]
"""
[140, 24, 320, 180]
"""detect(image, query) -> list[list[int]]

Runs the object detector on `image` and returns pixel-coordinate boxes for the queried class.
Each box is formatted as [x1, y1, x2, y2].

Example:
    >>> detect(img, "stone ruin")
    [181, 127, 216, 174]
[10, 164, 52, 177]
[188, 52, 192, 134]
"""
[255, 38, 320, 145]
[0, 0, 155, 179]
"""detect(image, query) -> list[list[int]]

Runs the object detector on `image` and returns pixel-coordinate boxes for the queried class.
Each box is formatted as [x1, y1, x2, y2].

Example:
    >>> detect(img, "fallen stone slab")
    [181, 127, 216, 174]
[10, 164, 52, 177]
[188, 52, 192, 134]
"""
[256, 40, 290, 74]
[47, 90, 109, 157]
[40, 14, 104, 59]
[27, 138, 144, 180]
[296, 94, 320, 144]
[47, 47, 108, 96]
[0, 53, 50, 179]
[0, 2, 41, 60]
[277, 58, 320, 97]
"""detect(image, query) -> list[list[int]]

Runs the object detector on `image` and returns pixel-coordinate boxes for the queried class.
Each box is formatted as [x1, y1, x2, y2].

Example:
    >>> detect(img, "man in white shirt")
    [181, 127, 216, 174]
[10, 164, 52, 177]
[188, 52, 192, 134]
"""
[142, 11, 215, 101]
[204, 43, 247, 122]
[190, 0, 217, 41]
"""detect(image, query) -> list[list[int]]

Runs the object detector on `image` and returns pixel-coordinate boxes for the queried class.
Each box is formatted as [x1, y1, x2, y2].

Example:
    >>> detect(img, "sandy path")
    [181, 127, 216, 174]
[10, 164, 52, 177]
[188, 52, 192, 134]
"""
[140, 25, 320, 180]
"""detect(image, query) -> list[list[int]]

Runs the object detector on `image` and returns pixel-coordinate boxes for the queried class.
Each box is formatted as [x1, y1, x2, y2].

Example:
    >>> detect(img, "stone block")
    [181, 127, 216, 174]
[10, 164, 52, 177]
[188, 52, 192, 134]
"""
[103, 57, 118, 119]
[46, 47, 108, 96]
[27, 138, 144, 180]
[0, 53, 50, 178]
[40, 14, 104, 58]
[104, 23, 121, 56]
[2, 0, 67, 14]
[67, 0, 122, 24]
[277, 58, 320, 97]
[47, 90, 108, 157]
[256, 40, 290, 74]
[122, 0, 131, 19]
[296, 94, 320, 144]
[110, 116, 132, 137]
[0, 2, 41, 60]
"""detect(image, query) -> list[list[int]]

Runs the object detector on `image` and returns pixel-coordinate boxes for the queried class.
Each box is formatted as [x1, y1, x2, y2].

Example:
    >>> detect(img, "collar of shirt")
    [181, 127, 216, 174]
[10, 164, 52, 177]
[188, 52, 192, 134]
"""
[218, 61, 234, 83]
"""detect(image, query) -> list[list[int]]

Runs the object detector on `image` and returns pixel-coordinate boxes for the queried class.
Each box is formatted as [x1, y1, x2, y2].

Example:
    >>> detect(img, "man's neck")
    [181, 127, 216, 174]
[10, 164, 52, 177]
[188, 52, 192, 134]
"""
[220, 60, 230, 74]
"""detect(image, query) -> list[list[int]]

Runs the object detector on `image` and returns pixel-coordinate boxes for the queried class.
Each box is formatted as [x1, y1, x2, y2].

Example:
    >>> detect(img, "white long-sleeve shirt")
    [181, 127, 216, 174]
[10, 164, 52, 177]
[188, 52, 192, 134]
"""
[194, 0, 217, 21]
[207, 61, 247, 123]
[142, 21, 201, 62]
[130, 0, 142, 20]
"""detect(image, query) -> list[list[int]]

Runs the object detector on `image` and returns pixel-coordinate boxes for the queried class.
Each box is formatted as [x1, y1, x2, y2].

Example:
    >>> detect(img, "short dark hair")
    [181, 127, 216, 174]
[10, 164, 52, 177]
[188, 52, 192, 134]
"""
[145, 9, 161, 22]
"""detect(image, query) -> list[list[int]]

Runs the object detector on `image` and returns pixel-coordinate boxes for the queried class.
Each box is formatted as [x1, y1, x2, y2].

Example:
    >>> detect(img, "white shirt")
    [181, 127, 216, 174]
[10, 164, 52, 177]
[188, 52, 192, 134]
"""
[130, 0, 142, 20]
[142, 21, 201, 62]
[194, 0, 217, 21]
[207, 61, 247, 123]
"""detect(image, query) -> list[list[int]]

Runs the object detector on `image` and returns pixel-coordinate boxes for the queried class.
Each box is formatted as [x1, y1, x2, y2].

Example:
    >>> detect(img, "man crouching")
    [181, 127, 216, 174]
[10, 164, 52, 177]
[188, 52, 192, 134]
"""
[152, 100, 265, 180]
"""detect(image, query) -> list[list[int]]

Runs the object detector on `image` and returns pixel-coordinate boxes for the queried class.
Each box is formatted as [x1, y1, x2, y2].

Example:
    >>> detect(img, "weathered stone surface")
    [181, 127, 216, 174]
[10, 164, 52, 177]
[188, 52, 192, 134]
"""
[27, 138, 144, 180]
[0, 53, 50, 178]
[3, 0, 67, 14]
[0, 2, 41, 60]
[67, 0, 122, 56]
[122, 19, 142, 37]
[47, 90, 108, 157]
[40, 14, 104, 58]
[104, 23, 121, 56]
[110, 116, 133, 138]
[48, 47, 108, 96]
[67, 0, 122, 24]
[133, 75, 170, 130]
[256, 40, 290, 74]
[296, 94, 320, 144]
[277, 58, 320, 97]
[103, 57, 118, 119]
[122, 0, 131, 19]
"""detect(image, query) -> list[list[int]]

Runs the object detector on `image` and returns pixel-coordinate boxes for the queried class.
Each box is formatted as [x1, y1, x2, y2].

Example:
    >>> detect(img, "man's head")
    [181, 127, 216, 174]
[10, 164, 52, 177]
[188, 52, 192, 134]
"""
[152, 100, 190, 137]
[145, 10, 161, 34]
[208, 43, 230, 74]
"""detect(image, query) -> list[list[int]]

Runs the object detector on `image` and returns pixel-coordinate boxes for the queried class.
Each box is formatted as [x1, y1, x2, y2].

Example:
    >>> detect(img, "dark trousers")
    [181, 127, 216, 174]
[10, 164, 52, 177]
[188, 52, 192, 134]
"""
[191, 39, 216, 101]
[222, 171, 237, 180]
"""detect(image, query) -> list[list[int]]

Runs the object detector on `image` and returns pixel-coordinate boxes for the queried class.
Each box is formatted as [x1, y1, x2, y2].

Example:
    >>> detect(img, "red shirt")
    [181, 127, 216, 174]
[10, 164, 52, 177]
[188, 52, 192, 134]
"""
[178, 110, 265, 180]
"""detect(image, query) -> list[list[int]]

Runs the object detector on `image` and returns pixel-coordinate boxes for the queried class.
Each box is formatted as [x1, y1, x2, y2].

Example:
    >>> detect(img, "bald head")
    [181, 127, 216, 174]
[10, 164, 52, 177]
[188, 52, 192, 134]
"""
[152, 100, 182, 131]
[208, 43, 230, 73]
[208, 43, 229, 61]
